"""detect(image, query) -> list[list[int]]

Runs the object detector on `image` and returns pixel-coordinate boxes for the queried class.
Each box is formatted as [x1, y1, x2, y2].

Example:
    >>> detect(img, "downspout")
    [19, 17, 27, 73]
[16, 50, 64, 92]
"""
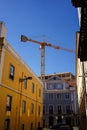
[82, 62, 87, 130]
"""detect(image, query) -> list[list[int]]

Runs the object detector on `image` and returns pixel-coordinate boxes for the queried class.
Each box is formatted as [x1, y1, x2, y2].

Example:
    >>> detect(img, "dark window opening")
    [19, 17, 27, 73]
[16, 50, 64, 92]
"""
[30, 123, 33, 130]
[4, 119, 10, 130]
[58, 105, 62, 114]
[6, 95, 12, 111]
[49, 105, 53, 114]
[66, 105, 70, 114]
[43, 105, 45, 114]
[9, 64, 15, 80]
[21, 124, 24, 130]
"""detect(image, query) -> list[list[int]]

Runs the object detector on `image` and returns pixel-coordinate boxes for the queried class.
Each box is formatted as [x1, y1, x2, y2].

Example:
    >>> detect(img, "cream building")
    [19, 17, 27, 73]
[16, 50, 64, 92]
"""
[71, 1, 87, 129]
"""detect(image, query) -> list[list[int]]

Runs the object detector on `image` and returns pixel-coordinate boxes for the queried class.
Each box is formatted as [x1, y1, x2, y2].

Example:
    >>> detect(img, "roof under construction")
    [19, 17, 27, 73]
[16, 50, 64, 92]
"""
[39, 72, 76, 87]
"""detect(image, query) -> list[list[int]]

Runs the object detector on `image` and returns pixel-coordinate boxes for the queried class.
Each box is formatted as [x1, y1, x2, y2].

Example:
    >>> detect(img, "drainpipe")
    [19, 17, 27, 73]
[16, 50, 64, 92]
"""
[82, 62, 87, 129]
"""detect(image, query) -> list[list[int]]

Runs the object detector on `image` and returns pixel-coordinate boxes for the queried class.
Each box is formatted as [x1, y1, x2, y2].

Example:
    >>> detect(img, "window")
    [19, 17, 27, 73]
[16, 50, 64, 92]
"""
[22, 100, 26, 113]
[9, 64, 15, 80]
[38, 122, 40, 128]
[43, 120, 45, 128]
[43, 93, 47, 100]
[24, 76, 27, 89]
[56, 83, 63, 89]
[47, 84, 54, 90]
[4, 119, 10, 130]
[65, 93, 70, 99]
[57, 93, 61, 99]
[31, 103, 34, 114]
[21, 124, 24, 130]
[30, 123, 33, 130]
[38, 105, 40, 115]
[49, 105, 53, 114]
[32, 83, 35, 93]
[58, 105, 62, 114]
[49, 93, 53, 100]
[39, 89, 41, 97]
[6, 95, 12, 111]
[66, 105, 70, 114]
[43, 105, 45, 114]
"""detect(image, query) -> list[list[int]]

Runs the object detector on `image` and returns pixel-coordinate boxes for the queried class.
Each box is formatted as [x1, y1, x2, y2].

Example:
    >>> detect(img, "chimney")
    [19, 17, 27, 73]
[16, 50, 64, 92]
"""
[0, 22, 7, 38]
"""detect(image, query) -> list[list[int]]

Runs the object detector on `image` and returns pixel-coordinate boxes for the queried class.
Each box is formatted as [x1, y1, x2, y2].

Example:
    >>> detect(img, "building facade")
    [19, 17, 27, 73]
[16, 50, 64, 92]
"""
[0, 23, 43, 130]
[71, 1, 87, 129]
[75, 6, 87, 130]
[76, 31, 87, 130]
[43, 73, 78, 128]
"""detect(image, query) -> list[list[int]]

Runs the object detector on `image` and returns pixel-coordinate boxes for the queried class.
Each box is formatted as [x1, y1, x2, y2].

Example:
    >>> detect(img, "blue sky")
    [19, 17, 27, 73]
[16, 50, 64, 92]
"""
[0, 0, 79, 76]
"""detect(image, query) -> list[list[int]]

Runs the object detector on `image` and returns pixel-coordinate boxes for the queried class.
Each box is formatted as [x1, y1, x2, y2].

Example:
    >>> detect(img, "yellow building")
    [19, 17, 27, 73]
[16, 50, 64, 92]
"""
[0, 25, 43, 130]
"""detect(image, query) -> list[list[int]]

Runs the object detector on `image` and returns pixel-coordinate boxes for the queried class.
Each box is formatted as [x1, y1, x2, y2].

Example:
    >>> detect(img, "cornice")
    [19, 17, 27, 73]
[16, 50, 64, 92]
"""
[2, 38, 43, 86]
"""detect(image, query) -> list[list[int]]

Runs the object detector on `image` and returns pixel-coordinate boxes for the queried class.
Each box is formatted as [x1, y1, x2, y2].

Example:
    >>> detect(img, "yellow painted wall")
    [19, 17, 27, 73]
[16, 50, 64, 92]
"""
[0, 38, 43, 130]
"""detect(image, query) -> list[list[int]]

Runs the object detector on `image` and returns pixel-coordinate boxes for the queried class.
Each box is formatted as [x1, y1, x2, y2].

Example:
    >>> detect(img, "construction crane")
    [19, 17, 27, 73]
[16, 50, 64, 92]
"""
[20, 35, 75, 80]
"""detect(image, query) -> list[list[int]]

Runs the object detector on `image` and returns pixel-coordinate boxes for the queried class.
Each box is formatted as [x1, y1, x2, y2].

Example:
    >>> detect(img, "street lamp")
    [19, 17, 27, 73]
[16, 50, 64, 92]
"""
[19, 76, 32, 82]
[18, 76, 32, 129]
[20, 35, 29, 42]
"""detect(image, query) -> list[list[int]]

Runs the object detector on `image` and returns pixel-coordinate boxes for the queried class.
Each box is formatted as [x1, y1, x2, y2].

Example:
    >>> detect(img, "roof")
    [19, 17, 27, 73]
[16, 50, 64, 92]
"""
[39, 72, 76, 87]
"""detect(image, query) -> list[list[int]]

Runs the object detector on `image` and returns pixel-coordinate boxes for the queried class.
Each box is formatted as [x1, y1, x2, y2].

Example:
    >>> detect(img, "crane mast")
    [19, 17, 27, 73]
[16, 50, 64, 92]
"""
[40, 45, 45, 80]
[21, 35, 75, 80]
